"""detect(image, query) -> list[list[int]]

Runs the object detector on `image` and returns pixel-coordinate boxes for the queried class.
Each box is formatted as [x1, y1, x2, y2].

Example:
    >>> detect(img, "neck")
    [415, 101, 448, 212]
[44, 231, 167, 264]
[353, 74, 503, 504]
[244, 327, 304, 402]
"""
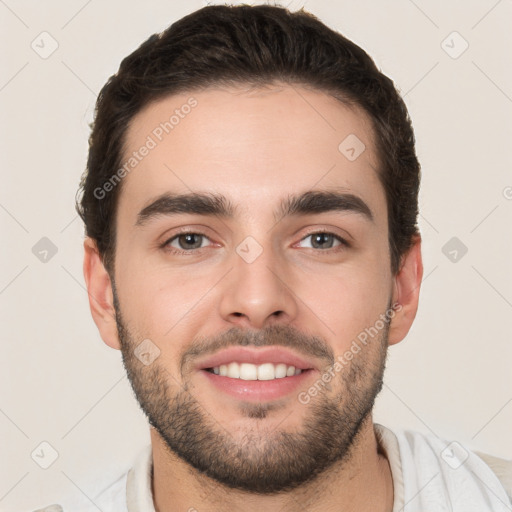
[150, 416, 394, 512]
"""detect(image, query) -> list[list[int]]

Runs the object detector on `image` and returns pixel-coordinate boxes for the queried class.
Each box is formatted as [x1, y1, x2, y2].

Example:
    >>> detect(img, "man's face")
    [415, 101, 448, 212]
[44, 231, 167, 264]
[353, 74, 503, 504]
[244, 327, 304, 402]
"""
[111, 84, 394, 492]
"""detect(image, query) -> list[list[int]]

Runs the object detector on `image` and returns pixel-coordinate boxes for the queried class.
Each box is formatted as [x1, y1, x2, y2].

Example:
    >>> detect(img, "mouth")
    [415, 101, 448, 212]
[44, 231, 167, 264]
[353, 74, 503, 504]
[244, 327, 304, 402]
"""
[196, 346, 319, 402]
[204, 362, 309, 380]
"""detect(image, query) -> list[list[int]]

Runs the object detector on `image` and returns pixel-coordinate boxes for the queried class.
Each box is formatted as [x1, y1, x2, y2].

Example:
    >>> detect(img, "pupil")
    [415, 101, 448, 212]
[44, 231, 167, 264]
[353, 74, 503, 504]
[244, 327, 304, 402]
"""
[181, 234, 201, 249]
[313, 233, 332, 249]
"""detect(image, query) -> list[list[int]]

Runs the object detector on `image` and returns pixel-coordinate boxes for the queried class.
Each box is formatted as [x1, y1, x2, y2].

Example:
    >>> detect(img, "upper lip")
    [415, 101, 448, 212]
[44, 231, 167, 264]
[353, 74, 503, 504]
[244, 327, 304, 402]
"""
[195, 346, 319, 371]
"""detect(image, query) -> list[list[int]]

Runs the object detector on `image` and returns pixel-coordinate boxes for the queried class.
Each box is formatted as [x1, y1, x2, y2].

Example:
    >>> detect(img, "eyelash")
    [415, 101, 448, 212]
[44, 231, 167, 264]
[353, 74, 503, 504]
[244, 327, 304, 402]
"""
[160, 229, 350, 255]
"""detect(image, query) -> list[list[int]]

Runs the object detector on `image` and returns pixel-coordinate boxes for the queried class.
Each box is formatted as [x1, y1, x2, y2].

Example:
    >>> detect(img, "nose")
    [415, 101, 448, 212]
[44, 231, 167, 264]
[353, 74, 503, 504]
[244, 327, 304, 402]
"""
[218, 240, 299, 330]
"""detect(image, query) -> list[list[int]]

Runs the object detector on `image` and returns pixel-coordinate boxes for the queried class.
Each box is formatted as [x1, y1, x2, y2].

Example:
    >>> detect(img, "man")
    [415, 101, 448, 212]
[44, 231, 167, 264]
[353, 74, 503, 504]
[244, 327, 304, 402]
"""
[40, 4, 511, 511]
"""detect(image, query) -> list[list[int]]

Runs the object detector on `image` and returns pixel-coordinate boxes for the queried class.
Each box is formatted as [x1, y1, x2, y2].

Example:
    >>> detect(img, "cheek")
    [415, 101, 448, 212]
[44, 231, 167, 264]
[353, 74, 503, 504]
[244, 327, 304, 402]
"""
[118, 263, 218, 340]
[297, 260, 391, 352]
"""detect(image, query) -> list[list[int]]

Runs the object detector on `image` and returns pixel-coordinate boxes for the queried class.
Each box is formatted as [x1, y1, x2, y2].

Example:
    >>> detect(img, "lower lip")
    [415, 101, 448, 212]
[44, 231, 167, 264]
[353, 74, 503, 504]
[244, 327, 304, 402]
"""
[200, 369, 315, 402]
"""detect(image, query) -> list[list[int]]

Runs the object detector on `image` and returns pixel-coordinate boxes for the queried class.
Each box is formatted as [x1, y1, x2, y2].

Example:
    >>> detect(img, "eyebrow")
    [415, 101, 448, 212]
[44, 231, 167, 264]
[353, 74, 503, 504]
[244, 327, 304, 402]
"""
[135, 189, 374, 228]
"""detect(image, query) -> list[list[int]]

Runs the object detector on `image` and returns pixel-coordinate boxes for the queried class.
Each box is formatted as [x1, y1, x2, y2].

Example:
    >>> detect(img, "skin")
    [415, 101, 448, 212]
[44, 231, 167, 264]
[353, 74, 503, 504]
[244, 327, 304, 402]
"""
[83, 83, 423, 511]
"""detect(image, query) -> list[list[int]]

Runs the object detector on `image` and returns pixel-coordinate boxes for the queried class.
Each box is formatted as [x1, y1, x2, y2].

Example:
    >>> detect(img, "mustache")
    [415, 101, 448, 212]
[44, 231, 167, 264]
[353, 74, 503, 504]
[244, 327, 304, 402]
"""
[180, 323, 335, 375]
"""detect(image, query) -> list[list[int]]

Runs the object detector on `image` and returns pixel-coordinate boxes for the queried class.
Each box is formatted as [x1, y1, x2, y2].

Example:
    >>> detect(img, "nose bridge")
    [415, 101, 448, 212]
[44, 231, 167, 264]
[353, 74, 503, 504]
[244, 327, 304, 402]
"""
[218, 234, 298, 328]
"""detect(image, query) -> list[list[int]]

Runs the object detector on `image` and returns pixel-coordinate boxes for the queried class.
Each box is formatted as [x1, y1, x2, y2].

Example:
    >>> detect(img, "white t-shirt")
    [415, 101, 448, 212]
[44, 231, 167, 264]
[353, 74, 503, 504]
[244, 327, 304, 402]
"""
[35, 424, 512, 512]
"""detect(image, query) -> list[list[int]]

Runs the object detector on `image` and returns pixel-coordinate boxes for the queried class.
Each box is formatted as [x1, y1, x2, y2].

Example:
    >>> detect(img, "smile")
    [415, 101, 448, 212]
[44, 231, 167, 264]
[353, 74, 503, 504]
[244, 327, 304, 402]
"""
[206, 362, 303, 380]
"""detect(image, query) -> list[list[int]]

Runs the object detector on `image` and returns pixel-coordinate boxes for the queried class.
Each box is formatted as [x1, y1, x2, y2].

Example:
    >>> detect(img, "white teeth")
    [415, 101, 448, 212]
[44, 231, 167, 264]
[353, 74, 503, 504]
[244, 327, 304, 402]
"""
[275, 363, 287, 378]
[257, 363, 275, 381]
[227, 362, 240, 378]
[210, 362, 303, 380]
[239, 363, 258, 380]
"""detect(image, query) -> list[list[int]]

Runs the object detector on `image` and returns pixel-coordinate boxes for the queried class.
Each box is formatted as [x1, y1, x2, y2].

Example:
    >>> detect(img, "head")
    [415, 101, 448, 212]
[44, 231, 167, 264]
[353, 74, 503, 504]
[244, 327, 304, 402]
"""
[79, 4, 423, 494]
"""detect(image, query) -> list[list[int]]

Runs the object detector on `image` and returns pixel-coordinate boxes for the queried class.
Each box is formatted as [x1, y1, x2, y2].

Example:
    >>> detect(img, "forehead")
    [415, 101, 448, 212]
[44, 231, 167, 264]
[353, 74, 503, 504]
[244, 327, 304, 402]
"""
[117, 84, 385, 226]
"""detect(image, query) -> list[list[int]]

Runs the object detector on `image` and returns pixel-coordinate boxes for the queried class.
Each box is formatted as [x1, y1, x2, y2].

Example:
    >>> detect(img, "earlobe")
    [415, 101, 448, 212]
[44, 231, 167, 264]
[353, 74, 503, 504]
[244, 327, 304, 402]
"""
[83, 237, 121, 350]
[388, 235, 423, 346]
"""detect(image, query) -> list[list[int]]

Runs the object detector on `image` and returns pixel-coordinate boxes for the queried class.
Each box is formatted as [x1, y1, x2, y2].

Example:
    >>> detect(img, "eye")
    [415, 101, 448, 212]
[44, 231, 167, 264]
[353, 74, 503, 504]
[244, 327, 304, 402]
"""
[163, 232, 212, 253]
[297, 231, 349, 250]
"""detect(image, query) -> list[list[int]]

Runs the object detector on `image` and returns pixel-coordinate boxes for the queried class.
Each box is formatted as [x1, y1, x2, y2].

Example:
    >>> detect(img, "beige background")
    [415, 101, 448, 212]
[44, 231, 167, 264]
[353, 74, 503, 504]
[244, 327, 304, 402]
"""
[1, 0, 511, 510]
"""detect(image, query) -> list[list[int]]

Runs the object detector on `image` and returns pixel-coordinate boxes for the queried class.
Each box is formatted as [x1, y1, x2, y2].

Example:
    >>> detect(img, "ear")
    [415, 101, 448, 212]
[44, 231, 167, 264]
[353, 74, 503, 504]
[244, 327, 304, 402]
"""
[388, 235, 423, 346]
[83, 237, 121, 350]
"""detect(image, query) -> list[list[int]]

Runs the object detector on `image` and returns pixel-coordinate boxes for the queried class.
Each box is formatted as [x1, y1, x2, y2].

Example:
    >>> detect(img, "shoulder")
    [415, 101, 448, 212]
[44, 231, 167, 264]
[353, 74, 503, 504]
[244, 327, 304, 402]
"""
[395, 426, 512, 497]
[30, 466, 130, 512]
[375, 424, 512, 510]
[91, 470, 129, 511]
[474, 450, 512, 501]
[30, 445, 155, 512]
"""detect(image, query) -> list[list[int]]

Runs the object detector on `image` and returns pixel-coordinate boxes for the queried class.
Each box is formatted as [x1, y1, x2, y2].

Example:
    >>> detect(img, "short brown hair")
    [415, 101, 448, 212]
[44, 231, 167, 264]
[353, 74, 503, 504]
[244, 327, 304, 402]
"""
[76, 4, 420, 276]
